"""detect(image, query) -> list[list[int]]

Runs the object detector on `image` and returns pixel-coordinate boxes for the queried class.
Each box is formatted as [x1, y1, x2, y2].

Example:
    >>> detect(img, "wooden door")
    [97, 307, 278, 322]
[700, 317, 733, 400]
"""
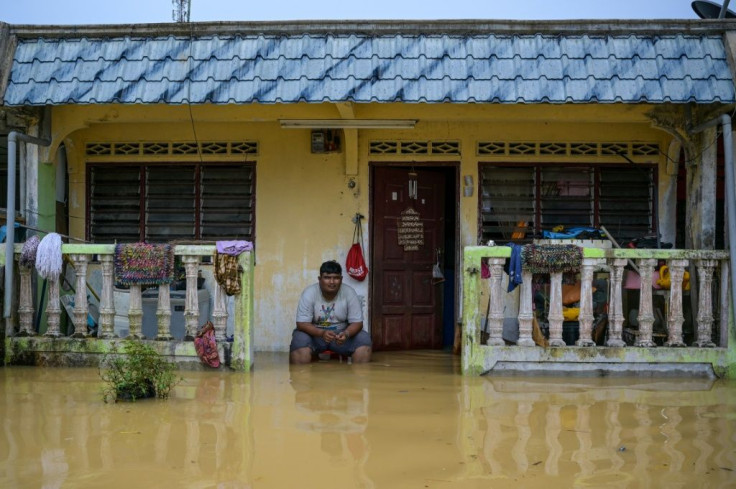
[371, 167, 445, 350]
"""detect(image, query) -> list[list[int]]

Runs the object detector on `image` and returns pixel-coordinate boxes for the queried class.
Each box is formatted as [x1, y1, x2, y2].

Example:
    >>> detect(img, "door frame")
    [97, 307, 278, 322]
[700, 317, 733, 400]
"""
[368, 161, 460, 349]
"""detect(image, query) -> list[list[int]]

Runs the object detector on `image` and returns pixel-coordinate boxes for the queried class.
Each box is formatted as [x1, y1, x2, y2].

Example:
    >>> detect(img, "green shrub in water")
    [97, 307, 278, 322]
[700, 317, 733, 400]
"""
[100, 340, 181, 403]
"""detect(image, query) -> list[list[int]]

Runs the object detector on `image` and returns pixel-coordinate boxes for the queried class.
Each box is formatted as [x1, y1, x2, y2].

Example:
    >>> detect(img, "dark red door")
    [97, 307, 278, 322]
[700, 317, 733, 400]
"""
[371, 166, 445, 350]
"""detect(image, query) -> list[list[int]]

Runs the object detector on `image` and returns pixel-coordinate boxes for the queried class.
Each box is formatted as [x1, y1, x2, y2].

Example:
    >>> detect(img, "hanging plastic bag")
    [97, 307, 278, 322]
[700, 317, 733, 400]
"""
[432, 249, 445, 283]
[346, 215, 368, 281]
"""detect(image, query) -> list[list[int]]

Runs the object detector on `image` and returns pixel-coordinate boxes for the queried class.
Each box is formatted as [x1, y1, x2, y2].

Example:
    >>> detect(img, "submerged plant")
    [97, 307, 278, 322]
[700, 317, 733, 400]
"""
[99, 340, 181, 403]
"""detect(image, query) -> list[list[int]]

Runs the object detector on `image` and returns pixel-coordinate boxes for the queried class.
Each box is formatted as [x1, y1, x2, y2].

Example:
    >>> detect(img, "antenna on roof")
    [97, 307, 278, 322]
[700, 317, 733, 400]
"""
[692, 0, 736, 18]
[172, 0, 191, 22]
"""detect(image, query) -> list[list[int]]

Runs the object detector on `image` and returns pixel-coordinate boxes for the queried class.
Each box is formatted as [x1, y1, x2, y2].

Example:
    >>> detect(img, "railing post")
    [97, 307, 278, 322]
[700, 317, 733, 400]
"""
[43, 277, 62, 337]
[576, 258, 597, 347]
[607, 259, 627, 347]
[98, 254, 115, 338]
[486, 258, 506, 346]
[70, 254, 89, 338]
[695, 259, 717, 348]
[548, 272, 565, 347]
[212, 283, 228, 342]
[665, 259, 688, 347]
[517, 271, 535, 346]
[17, 265, 35, 336]
[183, 255, 200, 340]
[719, 260, 730, 347]
[128, 284, 144, 339]
[635, 258, 657, 347]
[156, 284, 173, 340]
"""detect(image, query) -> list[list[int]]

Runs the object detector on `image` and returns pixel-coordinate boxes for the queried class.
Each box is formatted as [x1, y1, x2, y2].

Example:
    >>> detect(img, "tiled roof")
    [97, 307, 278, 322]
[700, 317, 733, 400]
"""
[4, 33, 734, 105]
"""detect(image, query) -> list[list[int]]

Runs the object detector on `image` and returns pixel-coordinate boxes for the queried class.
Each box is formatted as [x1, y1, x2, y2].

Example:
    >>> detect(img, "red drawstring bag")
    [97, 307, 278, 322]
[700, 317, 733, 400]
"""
[346, 216, 368, 281]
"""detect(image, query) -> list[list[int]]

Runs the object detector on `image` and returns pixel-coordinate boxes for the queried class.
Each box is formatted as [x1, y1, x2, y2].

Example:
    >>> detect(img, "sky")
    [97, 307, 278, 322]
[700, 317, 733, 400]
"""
[0, 0, 712, 25]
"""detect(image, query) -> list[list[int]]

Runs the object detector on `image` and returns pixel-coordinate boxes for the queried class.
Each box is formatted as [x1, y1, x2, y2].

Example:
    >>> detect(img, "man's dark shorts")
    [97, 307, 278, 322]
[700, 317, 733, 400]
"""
[289, 329, 372, 356]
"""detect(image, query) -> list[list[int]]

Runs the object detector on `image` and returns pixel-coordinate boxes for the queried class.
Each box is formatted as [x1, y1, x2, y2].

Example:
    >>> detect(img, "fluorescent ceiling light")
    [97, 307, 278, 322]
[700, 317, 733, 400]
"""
[279, 119, 417, 129]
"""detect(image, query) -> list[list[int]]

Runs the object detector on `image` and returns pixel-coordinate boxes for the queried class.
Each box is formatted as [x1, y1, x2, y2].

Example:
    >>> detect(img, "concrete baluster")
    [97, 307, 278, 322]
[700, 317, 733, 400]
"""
[606, 259, 627, 347]
[576, 258, 597, 346]
[212, 283, 228, 341]
[517, 271, 535, 346]
[156, 284, 173, 340]
[44, 277, 62, 337]
[70, 254, 89, 337]
[665, 259, 687, 347]
[695, 259, 717, 348]
[183, 255, 200, 340]
[719, 261, 729, 348]
[98, 255, 116, 338]
[548, 272, 565, 347]
[17, 266, 35, 336]
[635, 258, 657, 347]
[128, 284, 144, 339]
[486, 258, 506, 346]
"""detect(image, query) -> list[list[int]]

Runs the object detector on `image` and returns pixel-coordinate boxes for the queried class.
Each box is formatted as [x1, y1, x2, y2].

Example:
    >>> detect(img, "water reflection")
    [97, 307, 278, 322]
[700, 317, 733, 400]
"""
[0, 352, 735, 488]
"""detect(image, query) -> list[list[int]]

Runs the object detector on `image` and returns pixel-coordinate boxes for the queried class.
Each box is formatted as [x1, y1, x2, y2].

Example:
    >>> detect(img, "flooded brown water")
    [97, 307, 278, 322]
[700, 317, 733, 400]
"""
[1, 351, 735, 489]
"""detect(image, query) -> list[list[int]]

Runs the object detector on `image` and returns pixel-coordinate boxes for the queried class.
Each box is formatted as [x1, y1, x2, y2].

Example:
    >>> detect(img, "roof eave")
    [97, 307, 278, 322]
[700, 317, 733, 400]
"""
[6, 18, 736, 39]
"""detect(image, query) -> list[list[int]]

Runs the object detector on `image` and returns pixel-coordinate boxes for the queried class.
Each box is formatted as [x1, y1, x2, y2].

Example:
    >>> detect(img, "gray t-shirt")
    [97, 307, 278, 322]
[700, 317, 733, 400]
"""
[296, 283, 363, 332]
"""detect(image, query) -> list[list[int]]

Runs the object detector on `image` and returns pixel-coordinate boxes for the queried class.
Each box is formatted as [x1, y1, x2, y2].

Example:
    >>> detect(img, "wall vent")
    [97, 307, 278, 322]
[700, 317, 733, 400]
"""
[370, 140, 460, 155]
[86, 141, 259, 157]
[478, 141, 660, 159]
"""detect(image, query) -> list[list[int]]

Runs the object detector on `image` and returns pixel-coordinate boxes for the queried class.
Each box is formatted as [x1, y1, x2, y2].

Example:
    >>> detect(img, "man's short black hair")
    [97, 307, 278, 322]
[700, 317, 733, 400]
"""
[320, 260, 342, 275]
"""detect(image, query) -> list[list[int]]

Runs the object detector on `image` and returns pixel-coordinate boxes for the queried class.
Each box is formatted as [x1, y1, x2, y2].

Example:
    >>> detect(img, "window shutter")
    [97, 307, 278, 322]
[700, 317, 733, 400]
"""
[200, 165, 255, 240]
[88, 162, 256, 242]
[480, 166, 535, 242]
[598, 167, 653, 243]
[479, 163, 654, 245]
[539, 167, 593, 229]
[145, 165, 196, 241]
[89, 166, 141, 243]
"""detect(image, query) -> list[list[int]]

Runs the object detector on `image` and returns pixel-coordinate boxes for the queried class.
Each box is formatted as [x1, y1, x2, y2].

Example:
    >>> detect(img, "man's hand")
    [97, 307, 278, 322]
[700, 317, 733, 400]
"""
[322, 329, 338, 343]
[335, 331, 348, 345]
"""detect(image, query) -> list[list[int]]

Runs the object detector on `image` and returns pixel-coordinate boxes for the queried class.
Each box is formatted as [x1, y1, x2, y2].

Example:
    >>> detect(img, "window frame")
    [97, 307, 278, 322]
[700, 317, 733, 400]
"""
[86, 161, 256, 243]
[478, 162, 657, 244]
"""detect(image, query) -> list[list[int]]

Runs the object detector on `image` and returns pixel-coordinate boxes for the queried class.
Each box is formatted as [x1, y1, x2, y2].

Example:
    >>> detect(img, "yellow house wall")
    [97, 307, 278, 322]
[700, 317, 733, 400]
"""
[50, 103, 671, 351]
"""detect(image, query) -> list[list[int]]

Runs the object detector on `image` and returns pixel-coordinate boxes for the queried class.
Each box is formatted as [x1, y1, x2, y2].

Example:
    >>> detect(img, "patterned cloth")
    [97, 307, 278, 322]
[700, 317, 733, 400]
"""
[214, 250, 241, 295]
[194, 322, 220, 368]
[114, 243, 175, 286]
[19, 235, 40, 268]
[521, 244, 582, 274]
[215, 240, 253, 256]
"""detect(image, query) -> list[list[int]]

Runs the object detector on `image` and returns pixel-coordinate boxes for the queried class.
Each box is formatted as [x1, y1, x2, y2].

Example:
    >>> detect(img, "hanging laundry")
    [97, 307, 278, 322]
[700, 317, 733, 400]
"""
[214, 250, 241, 296]
[113, 243, 175, 287]
[35, 233, 63, 279]
[521, 244, 582, 275]
[216, 240, 253, 256]
[20, 235, 40, 268]
[194, 322, 220, 368]
[505, 243, 523, 292]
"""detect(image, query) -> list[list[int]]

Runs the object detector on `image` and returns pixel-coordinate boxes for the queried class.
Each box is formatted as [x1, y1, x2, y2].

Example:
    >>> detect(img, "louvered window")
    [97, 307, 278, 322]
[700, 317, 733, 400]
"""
[480, 164, 654, 244]
[88, 163, 255, 243]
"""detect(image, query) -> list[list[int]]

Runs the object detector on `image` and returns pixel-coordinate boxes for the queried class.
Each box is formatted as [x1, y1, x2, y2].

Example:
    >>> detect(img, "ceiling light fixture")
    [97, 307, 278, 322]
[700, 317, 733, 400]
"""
[279, 119, 418, 129]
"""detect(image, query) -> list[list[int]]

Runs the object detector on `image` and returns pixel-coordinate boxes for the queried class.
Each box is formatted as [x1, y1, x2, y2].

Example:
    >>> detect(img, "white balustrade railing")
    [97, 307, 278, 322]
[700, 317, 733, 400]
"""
[472, 247, 730, 349]
[10, 244, 233, 341]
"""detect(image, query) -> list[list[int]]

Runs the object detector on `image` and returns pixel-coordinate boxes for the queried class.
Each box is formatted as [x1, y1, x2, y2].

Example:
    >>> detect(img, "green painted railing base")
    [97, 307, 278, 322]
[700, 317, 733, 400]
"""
[461, 246, 736, 378]
[465, 345, 734, 378]
[4, 337, 249, 371]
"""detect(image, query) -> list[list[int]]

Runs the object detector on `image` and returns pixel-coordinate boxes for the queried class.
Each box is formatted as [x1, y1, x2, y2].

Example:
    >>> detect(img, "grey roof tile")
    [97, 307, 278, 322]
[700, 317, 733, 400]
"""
[4, 33, 733, 105]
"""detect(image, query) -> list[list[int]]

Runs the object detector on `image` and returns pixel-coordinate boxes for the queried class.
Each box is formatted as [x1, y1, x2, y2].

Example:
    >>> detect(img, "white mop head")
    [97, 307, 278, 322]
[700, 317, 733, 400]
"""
[35, 232, 63, 279]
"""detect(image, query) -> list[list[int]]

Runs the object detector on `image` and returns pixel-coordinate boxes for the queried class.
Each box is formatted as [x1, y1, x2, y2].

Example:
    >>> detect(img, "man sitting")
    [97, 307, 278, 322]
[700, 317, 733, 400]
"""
[289, 260, 372, 364]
